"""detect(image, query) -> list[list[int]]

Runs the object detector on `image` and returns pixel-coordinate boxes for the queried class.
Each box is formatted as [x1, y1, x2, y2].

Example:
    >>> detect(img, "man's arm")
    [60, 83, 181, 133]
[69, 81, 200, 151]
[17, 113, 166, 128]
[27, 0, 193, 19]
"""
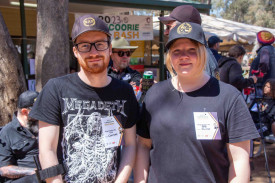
[0, 165, 35, 179]
[115, 125, 136, 183]
[133, 136, 151, 183]
[39, 121, 62, 183]
[227, 140, 250, 183]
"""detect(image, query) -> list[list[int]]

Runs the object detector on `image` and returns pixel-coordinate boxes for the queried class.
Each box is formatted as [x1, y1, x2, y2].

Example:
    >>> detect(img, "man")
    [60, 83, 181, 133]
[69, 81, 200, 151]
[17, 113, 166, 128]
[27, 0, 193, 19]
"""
[158, 5, 219, 79]
[108, 37, 142, 86]
[0, 90, 39, 183]
[219, 45, 257, 91]
[208, 35, 223, 62]
[29, 14, 138, 183]
[250, 30, 275, 87]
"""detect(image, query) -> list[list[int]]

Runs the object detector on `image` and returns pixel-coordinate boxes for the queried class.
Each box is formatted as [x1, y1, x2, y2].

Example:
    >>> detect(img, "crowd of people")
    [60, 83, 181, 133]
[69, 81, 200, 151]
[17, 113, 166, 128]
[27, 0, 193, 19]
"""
[0, 4, 275, 183]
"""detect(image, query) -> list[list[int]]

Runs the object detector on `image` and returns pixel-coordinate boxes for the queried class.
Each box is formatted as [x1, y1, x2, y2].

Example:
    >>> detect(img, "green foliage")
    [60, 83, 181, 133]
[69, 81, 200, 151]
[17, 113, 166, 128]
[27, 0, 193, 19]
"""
[211, 0, 275, 28]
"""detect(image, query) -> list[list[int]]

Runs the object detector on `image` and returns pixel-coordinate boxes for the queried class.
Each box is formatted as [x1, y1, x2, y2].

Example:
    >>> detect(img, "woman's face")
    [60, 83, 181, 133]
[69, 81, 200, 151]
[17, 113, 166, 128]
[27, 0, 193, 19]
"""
[264, 82, 271, 95]
[169, 38, 198, 77]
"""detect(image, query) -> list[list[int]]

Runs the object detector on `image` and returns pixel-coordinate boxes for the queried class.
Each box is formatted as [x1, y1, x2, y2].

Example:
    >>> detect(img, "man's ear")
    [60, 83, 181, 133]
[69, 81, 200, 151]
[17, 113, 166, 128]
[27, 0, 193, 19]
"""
[20, 108, 29, 116]
[73, 47, 78, 58]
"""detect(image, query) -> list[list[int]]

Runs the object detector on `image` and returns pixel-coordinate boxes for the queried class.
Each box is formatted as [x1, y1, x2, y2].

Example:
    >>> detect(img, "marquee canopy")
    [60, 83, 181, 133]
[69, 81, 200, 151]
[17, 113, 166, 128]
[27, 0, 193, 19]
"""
[154, 14, 275, 44]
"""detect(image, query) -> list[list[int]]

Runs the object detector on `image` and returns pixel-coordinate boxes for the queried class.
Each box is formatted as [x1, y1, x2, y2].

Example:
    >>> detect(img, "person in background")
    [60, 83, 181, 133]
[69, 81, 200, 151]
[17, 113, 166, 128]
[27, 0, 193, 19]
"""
[158, 5, 219, 79]
[219, 45, 257, 92]
[250, 31, 275, 87]
[108, 37, 142, 87]
[208, 35, 223, 62]
[254, 79, 275, 136]
[0, 91, 39, 183]
[29, 14, 138, 183]
[134, 22, 259, 183]
[262, 79, 275, 136]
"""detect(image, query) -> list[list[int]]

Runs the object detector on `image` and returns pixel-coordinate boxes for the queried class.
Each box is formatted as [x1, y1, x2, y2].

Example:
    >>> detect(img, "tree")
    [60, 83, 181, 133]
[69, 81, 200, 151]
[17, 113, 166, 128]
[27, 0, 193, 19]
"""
[211, 0, 275, 28]
[222, 0, 250, 23]
[0, 11, 27, 126]
[35, 0, 70, 91]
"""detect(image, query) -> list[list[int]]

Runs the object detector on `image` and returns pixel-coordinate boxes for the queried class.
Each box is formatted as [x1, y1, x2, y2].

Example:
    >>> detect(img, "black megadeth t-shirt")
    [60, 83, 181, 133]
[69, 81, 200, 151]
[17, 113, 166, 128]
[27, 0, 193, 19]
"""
[30, 73, 138, 183]
[137, 77, 259, 183]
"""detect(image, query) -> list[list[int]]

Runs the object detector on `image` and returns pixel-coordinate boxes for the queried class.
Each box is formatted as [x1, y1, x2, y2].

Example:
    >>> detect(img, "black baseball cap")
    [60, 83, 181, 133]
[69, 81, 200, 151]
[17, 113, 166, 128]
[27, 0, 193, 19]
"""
[18, 90, 39, 109]
[158, 5, 202, 25]
[71, 14, 111, 42]
[166, 22, 205, 50]
[208, 36, 223, 47]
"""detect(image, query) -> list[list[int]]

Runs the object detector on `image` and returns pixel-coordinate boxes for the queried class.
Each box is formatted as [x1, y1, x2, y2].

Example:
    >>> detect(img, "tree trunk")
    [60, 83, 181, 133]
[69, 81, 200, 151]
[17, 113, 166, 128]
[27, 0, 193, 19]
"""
[35, 0, 70, 91]
[0, 11, 27, 126]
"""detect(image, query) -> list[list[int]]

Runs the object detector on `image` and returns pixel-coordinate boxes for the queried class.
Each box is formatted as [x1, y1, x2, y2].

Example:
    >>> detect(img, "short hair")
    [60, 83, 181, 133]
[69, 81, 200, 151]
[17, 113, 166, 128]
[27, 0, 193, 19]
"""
[228, 45, 246, 58]
[263, 79, 275, 99]
[166, 39, 207, 77]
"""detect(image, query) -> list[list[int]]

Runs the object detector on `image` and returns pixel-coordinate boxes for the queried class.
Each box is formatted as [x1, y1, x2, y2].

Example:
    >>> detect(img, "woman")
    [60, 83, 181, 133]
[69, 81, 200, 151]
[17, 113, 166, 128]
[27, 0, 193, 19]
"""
[261, 79, 275, 136]
[134, 22, 259, 183]
[219, 45, 257, 92]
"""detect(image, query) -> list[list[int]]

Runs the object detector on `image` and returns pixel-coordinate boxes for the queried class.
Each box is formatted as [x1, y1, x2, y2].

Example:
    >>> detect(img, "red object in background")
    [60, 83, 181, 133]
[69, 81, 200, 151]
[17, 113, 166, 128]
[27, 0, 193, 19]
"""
[244, 87, 255, 95]
[251, 70, 264, 78]
[129, 65, 144, 74]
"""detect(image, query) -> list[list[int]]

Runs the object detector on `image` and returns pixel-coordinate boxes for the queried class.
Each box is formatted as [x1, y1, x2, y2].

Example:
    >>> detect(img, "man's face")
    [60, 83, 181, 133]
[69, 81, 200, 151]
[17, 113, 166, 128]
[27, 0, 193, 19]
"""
[111, 49, 131, 70]
[26, 115, 39, 136]
[73, 31, 112, 74]
[164, 21, 177, 36]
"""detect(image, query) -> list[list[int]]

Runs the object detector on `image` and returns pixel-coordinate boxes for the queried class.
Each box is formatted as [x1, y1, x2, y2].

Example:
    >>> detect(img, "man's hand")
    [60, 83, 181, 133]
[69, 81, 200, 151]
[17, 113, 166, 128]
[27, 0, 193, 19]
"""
[0, 165, 35, 179]
[249, 75, 257, 83]
[129, 81, 137, 87]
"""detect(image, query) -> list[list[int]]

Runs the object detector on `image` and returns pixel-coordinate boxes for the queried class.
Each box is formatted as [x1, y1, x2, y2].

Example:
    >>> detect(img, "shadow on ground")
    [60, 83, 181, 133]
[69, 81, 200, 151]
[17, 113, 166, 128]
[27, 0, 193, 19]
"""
[251, 141, 275, 183]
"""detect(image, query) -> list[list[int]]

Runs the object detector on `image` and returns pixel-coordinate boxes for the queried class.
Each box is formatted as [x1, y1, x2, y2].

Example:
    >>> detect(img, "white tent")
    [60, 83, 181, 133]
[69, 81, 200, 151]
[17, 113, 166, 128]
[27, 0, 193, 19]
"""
[153, 14, 275, 44]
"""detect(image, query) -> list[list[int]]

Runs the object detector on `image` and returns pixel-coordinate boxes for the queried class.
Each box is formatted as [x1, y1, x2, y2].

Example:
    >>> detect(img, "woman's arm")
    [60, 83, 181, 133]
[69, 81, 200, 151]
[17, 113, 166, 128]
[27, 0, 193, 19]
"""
[227, 140, 250, 183]
[115, 125, 136, 183]
[134, 136, 152, 183]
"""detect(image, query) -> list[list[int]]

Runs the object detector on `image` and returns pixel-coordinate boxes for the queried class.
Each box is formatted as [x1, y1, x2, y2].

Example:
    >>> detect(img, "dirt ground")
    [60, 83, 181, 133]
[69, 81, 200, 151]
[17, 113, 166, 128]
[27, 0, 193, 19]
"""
[251, 141, 275, 183]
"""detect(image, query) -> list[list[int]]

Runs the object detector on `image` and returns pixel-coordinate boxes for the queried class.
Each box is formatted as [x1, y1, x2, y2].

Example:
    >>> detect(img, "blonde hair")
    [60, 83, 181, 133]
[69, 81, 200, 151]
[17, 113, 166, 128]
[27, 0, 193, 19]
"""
[166, 39, 207, 77]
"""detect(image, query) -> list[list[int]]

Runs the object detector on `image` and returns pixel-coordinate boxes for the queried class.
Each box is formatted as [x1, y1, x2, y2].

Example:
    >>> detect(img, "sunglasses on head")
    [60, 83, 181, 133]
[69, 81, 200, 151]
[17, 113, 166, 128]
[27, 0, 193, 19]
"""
[113, 51, 132, 57]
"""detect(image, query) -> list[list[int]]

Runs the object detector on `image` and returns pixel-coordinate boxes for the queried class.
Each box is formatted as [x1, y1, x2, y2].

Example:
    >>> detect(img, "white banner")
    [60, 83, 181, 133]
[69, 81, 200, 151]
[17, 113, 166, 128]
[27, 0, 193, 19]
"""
[75, 13, 153, 41]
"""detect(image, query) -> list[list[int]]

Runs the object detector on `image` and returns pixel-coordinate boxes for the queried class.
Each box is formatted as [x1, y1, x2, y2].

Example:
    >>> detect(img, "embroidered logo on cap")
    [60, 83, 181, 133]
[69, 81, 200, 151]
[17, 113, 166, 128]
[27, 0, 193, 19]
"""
[177, 23, 192, 34]
[83, 17, 95, 27]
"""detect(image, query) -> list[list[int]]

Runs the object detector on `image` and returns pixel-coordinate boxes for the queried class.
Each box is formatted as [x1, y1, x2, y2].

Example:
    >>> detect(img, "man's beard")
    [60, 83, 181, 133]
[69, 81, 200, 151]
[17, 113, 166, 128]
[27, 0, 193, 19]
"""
[119, 61, 129, 70]
[79, 55, 108, 74]
[26, 117, 39, 136]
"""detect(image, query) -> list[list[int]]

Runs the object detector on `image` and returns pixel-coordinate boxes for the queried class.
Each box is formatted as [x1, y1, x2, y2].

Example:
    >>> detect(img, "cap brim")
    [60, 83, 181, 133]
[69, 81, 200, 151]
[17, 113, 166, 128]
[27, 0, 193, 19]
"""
[158, 16, 176, 24]
[112, 46, 138, 50]
[72, 30, 112, 42]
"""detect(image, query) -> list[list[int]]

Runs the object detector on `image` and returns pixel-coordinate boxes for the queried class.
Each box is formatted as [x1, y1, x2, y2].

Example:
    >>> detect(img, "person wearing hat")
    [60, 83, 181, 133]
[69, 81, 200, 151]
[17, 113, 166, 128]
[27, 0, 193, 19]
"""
[29, 14, 138, 183]
[158, 5, 219, 79]
[208, 35, 223, 62]
[218, 45, 257, 92]
[108, 37, 142, 86]
[0, 90, 39, 183]
[135, 22, 259, 183]
[250, 30, 275, 89]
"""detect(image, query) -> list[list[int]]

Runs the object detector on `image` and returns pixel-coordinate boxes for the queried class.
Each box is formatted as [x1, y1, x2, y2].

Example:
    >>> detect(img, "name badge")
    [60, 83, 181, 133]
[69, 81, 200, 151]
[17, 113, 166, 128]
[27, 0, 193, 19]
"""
[193, 112, 221, 140]
[101, 116, 124, 148]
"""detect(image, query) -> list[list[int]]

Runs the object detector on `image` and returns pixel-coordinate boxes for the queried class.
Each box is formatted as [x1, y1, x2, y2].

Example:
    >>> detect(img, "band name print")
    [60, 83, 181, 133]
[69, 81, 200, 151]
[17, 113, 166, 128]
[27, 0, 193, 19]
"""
[62, 98, 127, 117]
[177, 22, 192, 34]
[83, 17, 95, 27]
